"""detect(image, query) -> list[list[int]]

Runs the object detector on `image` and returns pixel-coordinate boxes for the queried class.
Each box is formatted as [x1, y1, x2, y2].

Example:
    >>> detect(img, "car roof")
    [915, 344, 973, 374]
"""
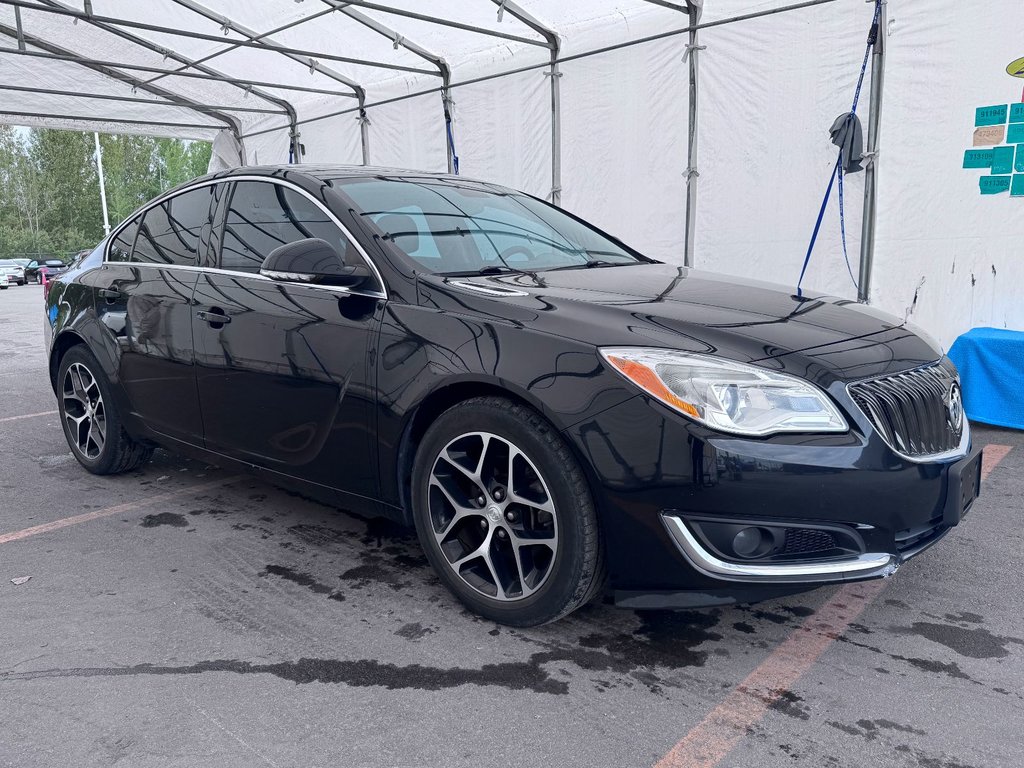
[163, 164, 498, 197]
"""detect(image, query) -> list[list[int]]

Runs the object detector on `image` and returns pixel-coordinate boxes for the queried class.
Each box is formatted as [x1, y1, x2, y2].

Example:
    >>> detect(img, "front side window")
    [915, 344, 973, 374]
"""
[332, 177, 647, 275]
[133, 186, 214, 266]
[220, 181, 362, 276]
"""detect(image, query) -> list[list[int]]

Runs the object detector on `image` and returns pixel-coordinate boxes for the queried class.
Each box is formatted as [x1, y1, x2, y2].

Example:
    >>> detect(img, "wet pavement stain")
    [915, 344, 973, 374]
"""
[339, 550, 415, 592]
[0, 657, 570, 694]
[139, 512, 188, 528]
[767, 689, 810, 720]
[895, 621, 1024, 660]
[260, 565, 346, 603]
[395, 622, 436, 641]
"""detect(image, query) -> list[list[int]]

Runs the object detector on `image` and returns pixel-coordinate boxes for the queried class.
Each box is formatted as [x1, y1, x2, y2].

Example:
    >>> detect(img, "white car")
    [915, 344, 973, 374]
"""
[0, 259, 26, 287]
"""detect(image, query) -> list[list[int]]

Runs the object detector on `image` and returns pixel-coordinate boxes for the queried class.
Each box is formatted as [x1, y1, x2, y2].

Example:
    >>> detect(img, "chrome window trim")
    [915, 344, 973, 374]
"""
[845, 360, 970, 464]
[661, 514, 897, 583]
[98, 261, 386, 300]
[103, 174, 389, 300]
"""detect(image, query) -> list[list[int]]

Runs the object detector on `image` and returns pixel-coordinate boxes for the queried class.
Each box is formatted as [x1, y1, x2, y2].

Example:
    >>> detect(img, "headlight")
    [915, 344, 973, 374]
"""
[600, 348, 848, 436]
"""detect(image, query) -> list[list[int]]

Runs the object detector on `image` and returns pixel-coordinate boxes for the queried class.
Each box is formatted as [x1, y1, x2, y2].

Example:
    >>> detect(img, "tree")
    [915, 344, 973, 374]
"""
[0, 127, 212, 259]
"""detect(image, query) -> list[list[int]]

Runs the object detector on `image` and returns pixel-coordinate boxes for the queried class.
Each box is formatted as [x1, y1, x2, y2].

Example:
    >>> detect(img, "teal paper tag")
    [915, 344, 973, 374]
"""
[1016, 145, 1024, 173]
[963, 149, 994, 168]
[1012, 174, 1024, 197]
[1007, 123, 1024, 144]
[1011, 103, 1024, 123]
[980, 175, 1012, 195]
[991, 145, 1016, 174]
[976, 105, 1008, 126]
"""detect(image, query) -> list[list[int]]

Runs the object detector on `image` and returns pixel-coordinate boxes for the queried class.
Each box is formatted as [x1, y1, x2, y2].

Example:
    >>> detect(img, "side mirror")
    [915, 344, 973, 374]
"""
[260, 238, 370, 289]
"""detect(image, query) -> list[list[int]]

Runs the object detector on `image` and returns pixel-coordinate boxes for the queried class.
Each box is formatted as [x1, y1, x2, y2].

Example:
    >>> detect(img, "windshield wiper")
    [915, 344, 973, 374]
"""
[543, 259, 625, 272]
[441, 265, 522, 277]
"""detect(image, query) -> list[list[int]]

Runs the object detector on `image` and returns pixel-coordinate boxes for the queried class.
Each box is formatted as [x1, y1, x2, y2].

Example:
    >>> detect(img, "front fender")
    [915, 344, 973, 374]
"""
[374, 302, 637, 508]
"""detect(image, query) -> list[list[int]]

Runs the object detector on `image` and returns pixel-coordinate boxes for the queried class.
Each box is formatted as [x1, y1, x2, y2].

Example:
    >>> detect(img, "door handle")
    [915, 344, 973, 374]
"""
[98, 288, 121, 301]
[196, 309, 231, 326]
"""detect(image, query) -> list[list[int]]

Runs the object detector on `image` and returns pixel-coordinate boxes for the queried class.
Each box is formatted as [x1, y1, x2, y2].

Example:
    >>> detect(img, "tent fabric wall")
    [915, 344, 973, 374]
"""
[3, 0, 1023, 351]
[694, 1, 871, 297]
[871, 0, 1024, 347]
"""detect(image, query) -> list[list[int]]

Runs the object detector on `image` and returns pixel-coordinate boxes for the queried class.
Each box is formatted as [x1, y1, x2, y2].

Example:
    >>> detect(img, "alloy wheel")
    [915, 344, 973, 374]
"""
[62, 362, 106, 459]
[428, 432, 559, 601]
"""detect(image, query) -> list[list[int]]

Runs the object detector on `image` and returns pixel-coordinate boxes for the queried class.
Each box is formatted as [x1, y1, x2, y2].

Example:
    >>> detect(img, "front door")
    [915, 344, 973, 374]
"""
[93, 185, 216, 444]
[192, 180, 383, 499]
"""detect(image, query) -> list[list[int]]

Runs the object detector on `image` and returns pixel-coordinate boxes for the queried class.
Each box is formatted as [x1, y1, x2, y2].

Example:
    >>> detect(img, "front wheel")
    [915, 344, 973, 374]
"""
[57, 346, 154, 475]
[412, 397, 605, 626]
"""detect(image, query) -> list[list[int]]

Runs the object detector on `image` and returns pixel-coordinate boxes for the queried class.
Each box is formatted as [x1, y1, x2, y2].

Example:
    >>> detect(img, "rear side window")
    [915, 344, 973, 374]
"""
[220, 181, 362, 275]
[108, 216, 140, 262]
[133, 186, 215, 266]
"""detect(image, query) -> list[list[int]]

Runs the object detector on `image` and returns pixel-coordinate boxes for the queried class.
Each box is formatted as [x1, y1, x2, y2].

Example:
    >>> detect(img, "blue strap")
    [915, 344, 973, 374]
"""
[796, 155, 840, 297]
[797, 0, 880, 297]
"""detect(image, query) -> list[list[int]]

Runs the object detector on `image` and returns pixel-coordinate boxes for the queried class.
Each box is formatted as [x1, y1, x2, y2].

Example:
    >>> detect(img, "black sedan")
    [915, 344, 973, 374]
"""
[25, 258, 69, 284]
[43, 166, 981, 626]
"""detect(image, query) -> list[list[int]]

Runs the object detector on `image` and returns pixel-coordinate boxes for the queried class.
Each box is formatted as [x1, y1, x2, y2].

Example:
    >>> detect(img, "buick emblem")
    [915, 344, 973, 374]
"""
[946, 383, 964, 432]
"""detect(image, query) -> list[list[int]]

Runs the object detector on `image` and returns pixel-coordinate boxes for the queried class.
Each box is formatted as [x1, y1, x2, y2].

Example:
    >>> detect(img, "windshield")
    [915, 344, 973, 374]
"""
[332, 176, 649, 275]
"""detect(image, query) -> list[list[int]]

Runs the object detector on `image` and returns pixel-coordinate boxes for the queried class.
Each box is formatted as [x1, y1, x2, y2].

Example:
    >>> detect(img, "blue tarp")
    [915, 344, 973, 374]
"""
[948, 327, 1024, 431]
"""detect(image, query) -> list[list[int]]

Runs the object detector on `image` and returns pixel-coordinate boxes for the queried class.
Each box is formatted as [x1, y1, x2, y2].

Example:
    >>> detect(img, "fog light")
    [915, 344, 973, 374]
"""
[733, 527, 770, 558]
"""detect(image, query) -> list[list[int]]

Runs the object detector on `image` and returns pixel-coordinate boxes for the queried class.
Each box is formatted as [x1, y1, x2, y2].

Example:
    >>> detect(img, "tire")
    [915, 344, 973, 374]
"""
[412, 396, 605, 626]
[57, 345, 154, 475]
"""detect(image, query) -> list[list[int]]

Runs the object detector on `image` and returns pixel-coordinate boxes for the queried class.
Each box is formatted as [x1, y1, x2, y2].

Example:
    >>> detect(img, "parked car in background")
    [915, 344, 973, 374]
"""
[25, 258, 69, 284]
[0, 259, 26, 286]
[42, 165, 982, 626]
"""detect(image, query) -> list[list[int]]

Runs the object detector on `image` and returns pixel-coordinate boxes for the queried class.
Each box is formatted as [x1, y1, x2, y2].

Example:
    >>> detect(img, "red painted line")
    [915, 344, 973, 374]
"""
[0, 410, 57, 424]
[982, 444, 1012, 479]
[654, 442, 1012, 768]
[0, 476, 240, 545]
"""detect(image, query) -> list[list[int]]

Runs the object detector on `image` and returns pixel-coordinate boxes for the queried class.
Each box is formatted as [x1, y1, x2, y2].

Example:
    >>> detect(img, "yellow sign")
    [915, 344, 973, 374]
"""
[1008, 57, 1024, 78]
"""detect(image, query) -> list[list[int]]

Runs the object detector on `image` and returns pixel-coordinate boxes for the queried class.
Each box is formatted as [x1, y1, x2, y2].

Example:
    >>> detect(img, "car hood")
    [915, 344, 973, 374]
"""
[422, 263, 941, 381]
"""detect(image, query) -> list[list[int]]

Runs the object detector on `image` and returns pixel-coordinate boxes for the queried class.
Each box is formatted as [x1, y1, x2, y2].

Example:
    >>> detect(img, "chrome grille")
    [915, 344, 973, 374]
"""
[847, 364, 964, 459]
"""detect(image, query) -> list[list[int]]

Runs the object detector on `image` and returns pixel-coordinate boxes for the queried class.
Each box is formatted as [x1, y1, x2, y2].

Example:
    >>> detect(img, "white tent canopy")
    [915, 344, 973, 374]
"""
[2, 0, 1023, 348]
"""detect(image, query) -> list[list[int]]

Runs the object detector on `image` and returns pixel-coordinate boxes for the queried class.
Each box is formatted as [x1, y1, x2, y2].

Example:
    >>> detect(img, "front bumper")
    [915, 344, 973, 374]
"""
[563, 394, 979, 604]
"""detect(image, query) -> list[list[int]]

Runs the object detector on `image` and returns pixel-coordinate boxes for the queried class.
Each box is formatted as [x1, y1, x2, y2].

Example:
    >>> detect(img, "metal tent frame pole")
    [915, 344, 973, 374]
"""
[139, 7, 339, 89]
[318, 0, 452, 170]
[0, 0, 437, 76]
[0, 84, 285, 114]
[858, 0, 886, 304]
[0, 109, 220, 132]
[0, 22, 238, 139]
[33, 0, 312, 164]
[684, 1, 703, 267]
[0, 47, 360, 98]
[166, 0, 374, 163]
[488, 1, 561, 204]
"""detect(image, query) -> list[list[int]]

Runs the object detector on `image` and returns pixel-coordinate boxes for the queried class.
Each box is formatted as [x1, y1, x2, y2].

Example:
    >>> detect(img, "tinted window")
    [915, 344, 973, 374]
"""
[133, 186, 214, 266]
[220, 182, 359, 275]
[108, 217, 140, 262]
[333, 177, 644, 275]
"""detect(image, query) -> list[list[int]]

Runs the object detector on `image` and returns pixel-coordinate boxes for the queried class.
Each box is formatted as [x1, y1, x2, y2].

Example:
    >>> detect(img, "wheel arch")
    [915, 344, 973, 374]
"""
[49, 330, 88, 394]
[393, 377, 600, 527]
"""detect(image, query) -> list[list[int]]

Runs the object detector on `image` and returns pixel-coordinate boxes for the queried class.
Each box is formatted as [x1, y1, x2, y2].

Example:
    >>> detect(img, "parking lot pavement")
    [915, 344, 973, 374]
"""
[2, 282, 1023, 768]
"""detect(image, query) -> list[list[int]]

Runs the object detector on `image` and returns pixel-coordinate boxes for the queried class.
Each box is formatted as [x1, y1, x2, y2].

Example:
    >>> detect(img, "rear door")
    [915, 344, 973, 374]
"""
[192, 179, 384, 499]
[92, 185, 215, 444]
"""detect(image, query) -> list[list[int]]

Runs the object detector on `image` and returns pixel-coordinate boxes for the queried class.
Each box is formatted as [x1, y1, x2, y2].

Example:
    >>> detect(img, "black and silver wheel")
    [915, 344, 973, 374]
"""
[412, 397, 604, 626]
[57, 346, 153, 475]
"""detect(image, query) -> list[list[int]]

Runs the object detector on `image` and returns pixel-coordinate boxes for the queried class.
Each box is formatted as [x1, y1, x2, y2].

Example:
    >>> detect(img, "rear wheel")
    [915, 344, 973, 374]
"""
[412, 397, 605, 626]
[57, 346, 153, 475]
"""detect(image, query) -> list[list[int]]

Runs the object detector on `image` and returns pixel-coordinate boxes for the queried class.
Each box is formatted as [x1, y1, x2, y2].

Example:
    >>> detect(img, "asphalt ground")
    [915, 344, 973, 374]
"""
[1, 282, 1022, 768]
